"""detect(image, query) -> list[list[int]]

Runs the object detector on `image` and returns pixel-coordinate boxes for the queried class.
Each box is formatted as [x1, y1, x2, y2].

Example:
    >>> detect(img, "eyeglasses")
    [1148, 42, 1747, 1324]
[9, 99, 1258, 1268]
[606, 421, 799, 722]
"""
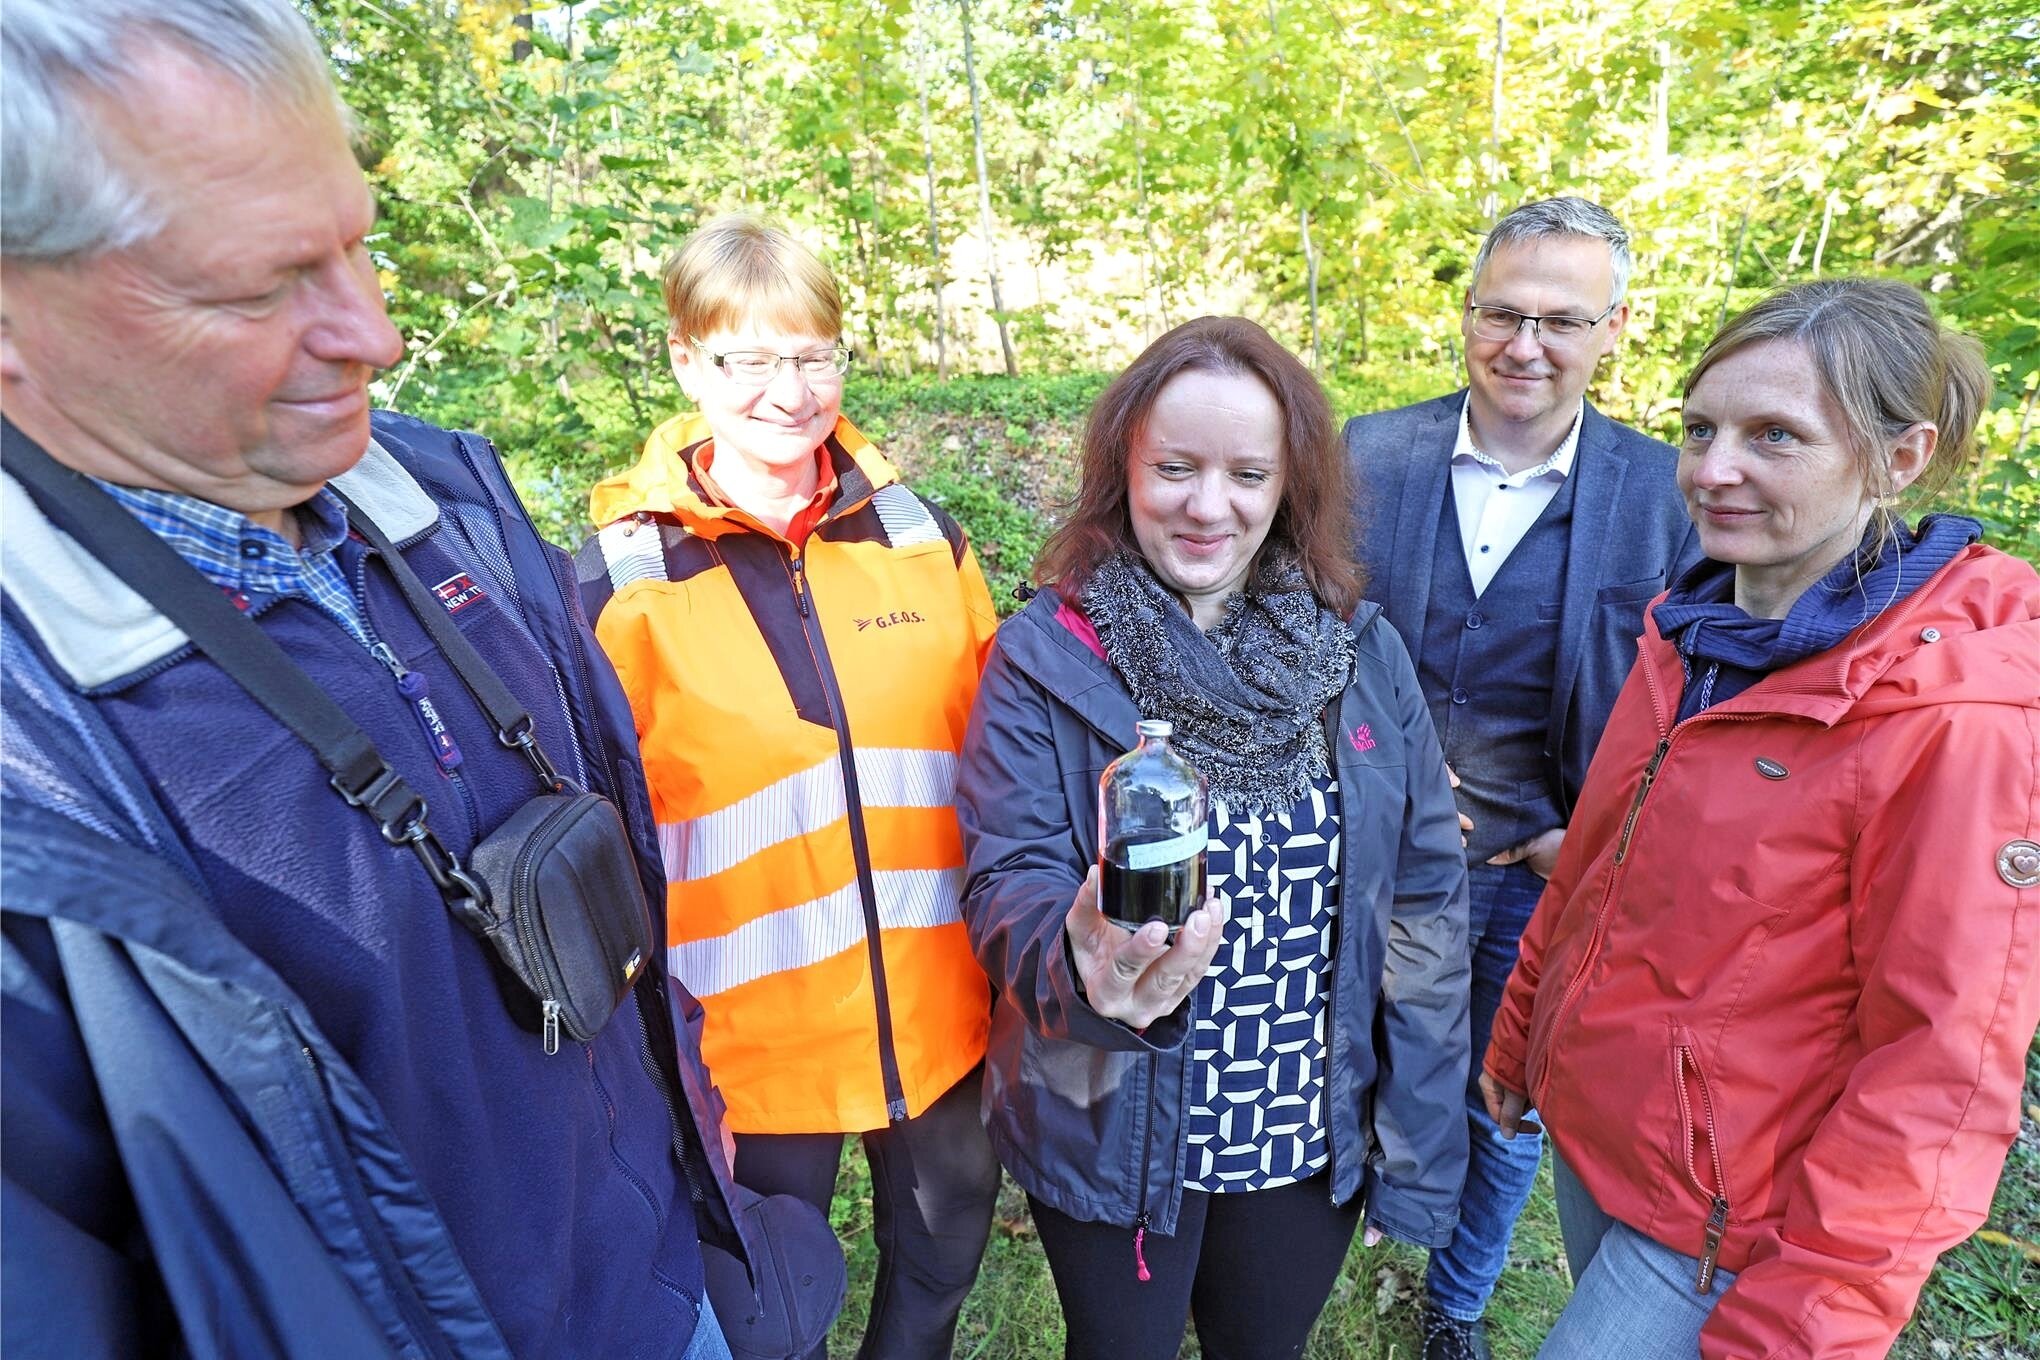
[1465, 300, 1619, 347]
[693, 341, 853, 385]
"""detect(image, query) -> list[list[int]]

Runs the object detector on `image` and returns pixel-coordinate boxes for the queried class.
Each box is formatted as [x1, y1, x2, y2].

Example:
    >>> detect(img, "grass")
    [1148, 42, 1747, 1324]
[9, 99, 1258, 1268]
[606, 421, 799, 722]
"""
[822, 1041, 2040, 1358]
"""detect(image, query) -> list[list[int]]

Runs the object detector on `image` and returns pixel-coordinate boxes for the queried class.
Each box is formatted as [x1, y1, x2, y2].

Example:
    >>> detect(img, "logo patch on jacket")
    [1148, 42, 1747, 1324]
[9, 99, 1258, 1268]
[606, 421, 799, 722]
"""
[1348, 722, 1376, 753]
[855, 609, 926, 632]
[433, 572, 487, 614]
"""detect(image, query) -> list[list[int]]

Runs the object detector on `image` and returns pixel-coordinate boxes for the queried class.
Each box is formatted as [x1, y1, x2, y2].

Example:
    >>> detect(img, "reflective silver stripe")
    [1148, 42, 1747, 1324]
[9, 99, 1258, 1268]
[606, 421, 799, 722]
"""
[875, 863, 967, 931]
[856, 746, 958, 815]
[656, 747, 958, 883]
[660, 758, 846, 883]
[869, 484, 946, 548]
[667, 866, 965, 996]
[597, 518, 668, 591]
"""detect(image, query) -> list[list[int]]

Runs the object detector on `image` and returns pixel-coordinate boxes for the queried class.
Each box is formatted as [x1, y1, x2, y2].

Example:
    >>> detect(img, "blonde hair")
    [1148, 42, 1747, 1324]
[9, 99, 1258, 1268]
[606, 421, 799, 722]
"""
[660, 212, 841, 343]
[1686, 278, 1993, 542]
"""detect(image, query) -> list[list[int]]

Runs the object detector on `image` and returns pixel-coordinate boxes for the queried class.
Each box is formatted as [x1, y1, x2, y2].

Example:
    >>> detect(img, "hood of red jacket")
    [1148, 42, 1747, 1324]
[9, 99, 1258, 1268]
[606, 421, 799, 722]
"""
[1637, 544, 2039, 730]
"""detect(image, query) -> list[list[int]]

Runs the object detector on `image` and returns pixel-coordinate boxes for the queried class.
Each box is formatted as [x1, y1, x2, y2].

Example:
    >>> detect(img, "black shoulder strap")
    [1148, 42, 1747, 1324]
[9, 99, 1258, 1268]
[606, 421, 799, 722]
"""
[335, 493, 563, 789]
[1, 421, 487, 915]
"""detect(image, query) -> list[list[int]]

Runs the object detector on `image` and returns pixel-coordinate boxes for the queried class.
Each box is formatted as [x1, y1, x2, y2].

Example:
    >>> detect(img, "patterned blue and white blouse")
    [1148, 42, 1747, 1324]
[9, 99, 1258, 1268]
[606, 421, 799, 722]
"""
[1185, 774, 1341, 1192]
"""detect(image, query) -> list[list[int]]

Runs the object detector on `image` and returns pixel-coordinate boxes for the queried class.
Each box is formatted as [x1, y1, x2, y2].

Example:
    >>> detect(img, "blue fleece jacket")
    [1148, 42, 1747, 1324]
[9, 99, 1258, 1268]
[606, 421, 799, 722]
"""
[1, 413, 748, 1359]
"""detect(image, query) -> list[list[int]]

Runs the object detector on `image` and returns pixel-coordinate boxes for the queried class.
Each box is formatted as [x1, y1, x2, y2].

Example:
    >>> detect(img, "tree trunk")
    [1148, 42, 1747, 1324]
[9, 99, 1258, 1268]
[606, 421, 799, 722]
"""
[850, 207, 885, 377]
[1651, 39, 1670, 175]
[854, 45, 887, 378]
[1124, 14, 1160, 341]
[2014, 378, 2036, 461]
[732, 52, 751, 205]
[1485, 0, 1508, 224]
[1301, 206, 1320, 370]
[1718, 204, 1752, 329]
[915, 0, 948, 380]
[958, 0, 1018, 377]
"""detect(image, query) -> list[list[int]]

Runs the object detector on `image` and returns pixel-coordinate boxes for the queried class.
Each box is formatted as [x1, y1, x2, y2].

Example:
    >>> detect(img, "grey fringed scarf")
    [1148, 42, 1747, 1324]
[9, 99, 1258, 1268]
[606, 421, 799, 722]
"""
[1082, 550, 1354, 814]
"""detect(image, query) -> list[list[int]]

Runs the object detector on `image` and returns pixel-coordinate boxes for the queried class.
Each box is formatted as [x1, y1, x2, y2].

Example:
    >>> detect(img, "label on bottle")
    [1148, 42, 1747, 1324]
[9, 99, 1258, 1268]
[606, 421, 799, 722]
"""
[1119, 827, 1209, 871]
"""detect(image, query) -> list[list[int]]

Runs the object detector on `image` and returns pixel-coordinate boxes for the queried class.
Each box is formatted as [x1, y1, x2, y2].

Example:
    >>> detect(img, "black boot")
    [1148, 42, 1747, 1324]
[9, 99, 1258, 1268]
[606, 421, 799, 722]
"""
[1421, 1302, 1493, 1360]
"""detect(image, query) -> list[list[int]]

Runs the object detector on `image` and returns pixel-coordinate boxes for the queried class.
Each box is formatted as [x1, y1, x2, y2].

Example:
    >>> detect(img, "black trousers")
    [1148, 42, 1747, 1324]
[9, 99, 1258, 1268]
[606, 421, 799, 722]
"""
[1029, 1172, 1361, 1360]
[732, 1065, 998, 1360]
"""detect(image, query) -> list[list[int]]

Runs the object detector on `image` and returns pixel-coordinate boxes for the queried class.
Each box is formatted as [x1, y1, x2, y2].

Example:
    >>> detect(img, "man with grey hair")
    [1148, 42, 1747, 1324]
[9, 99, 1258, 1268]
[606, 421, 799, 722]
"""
[1341, 196, 1698, 1360]
[0, 3, 790, 1356]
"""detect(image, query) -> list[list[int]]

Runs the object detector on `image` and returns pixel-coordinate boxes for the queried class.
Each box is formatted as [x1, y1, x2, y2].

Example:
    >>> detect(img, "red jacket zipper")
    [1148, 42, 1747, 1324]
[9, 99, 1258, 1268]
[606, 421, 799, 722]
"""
[1674, 1044, 1732, 1292]
[1532, 652, 1760, 1102]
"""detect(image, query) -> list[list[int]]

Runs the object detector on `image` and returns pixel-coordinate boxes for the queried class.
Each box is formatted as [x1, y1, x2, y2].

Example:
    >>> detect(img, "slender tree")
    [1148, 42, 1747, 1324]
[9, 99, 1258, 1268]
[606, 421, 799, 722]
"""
[914, 0, 948, 379]
[957, 0, 1017, 377]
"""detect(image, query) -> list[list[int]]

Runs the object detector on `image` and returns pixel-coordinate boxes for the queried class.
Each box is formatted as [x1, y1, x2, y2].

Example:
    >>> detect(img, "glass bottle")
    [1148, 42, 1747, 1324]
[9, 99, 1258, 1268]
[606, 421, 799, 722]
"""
[1097, 719, 1209, 933]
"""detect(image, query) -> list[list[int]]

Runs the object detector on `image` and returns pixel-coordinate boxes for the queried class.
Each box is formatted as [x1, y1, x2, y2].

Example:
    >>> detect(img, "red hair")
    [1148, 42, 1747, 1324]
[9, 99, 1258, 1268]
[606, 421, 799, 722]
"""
[1036, 315, 1363, 616]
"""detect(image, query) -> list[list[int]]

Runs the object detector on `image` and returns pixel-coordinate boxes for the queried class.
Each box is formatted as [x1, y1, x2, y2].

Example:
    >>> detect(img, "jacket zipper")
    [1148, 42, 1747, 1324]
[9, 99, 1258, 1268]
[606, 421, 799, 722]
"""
[1317, 702, 1344, 1199]
[1539, 782, 1666, 1096]
[288, 1024, 464, 1360]
[352, 549, 483, 843]
[1673, 1044, 1732, 1292]
[1133, 1054, 1158, 1282]
[1539, 734, 1669, 1092]
[1532, 653, 1764, 1100]
[369, 642, 465, 773]
[779, 544, 910, 1123]
[1612, 737, 1671, 866]
[508, 798, 583, 1053]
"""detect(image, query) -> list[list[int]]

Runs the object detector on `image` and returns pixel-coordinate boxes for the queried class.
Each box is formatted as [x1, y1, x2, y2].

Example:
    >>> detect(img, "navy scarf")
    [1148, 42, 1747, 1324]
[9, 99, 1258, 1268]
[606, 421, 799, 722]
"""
[1652, 514, 1980, 721]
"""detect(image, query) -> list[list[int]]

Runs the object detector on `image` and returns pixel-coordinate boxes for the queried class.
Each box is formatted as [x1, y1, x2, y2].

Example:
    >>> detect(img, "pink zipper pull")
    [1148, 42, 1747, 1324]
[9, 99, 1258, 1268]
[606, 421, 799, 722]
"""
[1133, 1216, 1152, 1283]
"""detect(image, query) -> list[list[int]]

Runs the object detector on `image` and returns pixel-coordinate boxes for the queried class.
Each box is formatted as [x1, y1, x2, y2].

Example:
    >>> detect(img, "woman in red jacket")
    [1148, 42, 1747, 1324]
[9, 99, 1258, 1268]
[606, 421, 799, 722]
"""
[1483, 277, 2040, 1359]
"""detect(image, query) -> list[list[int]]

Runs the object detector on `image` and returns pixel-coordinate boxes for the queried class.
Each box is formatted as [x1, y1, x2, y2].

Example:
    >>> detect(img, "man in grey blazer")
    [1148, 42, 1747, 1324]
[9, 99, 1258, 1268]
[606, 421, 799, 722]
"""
[1341, 198, 1699, 1360]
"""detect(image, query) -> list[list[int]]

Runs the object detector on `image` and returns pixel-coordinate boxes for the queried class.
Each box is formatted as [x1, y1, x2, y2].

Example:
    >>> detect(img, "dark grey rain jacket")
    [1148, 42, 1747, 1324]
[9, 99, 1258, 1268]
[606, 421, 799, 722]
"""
[955, 586, 1471, 1246]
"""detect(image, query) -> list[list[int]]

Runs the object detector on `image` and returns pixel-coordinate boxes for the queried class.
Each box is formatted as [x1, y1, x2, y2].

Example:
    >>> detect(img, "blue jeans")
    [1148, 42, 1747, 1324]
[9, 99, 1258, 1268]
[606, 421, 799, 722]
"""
[1424, 861, 1546, 1321]
[681, 1295, 733, 1360]
[1538, 1154, 1736, 1358]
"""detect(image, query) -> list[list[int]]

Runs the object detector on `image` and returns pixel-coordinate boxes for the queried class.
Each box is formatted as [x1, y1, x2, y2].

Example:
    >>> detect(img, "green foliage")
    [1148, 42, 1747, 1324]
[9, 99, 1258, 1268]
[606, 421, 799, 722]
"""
[903, 442, 1051, 611]
[1912, 1237, 2039, 1351]
[320, 0, 2036, 559]
[857, 373, 1112, 432]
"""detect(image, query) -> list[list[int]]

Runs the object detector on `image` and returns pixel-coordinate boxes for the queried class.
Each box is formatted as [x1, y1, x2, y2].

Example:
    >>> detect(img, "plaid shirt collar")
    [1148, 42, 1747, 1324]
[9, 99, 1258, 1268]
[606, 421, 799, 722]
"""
[90, 479, 369, 646]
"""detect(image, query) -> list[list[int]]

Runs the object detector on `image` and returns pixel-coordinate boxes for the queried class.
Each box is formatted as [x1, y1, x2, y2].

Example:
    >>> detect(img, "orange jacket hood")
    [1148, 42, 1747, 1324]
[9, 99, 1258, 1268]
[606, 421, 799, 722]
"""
[588, 410, 898, 536]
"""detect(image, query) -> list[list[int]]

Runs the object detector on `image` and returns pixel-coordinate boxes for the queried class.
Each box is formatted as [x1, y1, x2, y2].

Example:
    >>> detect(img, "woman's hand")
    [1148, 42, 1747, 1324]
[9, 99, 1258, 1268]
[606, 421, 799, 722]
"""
[1065, 866, 1228, 1030]
[1478, 1072, 1542, 1140]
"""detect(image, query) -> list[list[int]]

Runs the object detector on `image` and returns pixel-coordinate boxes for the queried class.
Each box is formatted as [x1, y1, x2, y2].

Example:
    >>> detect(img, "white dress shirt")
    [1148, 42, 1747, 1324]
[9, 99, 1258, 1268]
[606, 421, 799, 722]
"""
[1449, 400, 1583, 597]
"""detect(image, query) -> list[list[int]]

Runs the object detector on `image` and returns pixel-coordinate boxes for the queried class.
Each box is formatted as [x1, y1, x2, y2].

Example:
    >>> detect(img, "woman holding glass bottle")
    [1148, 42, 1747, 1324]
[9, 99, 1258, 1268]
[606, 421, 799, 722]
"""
[955, 316, 1472, 1359]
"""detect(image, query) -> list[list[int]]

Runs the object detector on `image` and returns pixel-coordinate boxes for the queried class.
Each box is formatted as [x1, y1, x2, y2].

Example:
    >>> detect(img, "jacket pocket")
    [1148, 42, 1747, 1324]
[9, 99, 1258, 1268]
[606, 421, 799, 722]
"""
[1670, 1029, 1734, 1294]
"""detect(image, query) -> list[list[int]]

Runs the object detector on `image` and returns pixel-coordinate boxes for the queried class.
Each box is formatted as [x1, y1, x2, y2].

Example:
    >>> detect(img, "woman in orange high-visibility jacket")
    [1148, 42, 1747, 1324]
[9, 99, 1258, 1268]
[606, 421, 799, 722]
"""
[576, 214, 1000, 1360]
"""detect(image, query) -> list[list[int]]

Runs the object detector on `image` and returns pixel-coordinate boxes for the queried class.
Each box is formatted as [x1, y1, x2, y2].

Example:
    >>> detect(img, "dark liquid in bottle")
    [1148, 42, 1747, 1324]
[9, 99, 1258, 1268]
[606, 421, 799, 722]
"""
[1100, 837, 1207, 932]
